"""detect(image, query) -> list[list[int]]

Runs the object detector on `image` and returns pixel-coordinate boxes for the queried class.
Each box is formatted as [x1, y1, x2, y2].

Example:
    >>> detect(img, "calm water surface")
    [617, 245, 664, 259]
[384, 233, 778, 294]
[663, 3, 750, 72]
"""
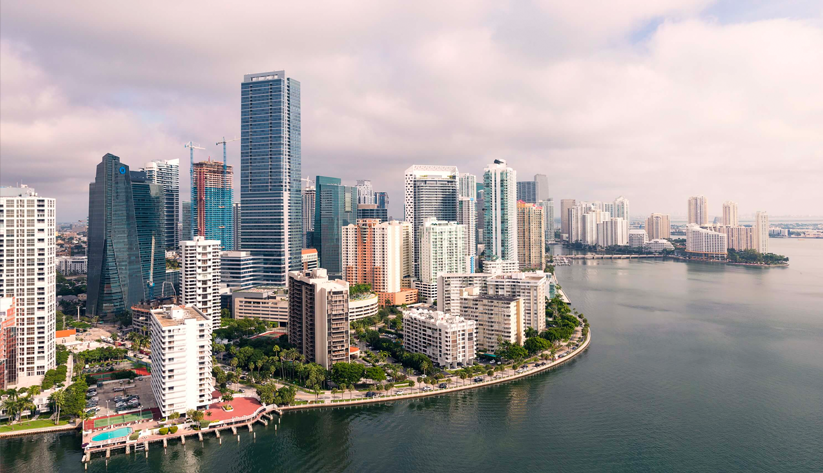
[2, 239, 822, 472]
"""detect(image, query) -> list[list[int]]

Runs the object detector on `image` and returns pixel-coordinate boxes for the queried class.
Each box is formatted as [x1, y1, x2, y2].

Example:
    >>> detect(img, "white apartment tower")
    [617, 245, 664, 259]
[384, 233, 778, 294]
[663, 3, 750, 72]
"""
[142, 159, 180, 250]
[722, 201, 739, 227]
[754, 211, 769, 253]
[180, 237, 221, 329]
[0, 186, 56, 387]
[403, 308, 476, 368]
[688, 196, 709, 225]
[459, 288, 524, 351]
[614, 196, 630, 224]
[487, 272, 547, 332]
[483, 160, 518, 263]
[686, 224, 728, 257]
[418, 218, 466, 302]
[149, 305, 213, 417]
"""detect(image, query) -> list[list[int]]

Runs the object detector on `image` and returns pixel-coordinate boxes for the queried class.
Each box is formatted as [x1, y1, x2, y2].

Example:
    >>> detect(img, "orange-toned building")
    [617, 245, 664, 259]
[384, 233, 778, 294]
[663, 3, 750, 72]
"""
[378, 288, 419, 307]
[301, 248, 318, 271]
[0, 297, 17, 389]
[55, 329, 77, 344]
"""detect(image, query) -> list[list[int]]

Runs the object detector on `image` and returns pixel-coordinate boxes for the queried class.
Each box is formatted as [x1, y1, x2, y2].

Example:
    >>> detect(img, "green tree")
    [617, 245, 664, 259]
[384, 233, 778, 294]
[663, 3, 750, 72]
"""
[50, 389, 66, 424]
[365, 366, 386, 383]
[524, 337, 551, 354]
[331, 362, 365, 387]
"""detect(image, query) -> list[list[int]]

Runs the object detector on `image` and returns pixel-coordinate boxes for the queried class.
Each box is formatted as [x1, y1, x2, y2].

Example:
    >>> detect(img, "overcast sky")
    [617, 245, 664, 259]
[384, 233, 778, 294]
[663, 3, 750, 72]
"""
[1, 1, 821, 222]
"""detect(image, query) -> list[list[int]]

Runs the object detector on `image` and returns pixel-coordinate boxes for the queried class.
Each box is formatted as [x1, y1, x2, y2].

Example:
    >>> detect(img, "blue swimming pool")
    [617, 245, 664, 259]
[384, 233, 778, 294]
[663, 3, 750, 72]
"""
[91, 426, 132, 442]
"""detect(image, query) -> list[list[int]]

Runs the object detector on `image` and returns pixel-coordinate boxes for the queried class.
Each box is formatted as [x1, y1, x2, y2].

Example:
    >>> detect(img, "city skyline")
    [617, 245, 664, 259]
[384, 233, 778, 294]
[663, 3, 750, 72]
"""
[2, 2, 821, 222]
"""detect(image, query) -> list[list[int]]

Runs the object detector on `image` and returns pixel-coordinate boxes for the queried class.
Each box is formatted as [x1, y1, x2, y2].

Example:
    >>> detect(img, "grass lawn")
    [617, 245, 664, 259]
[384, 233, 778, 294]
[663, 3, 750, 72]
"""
[0, 418, 70, 433]
[93, 410, 153, 428]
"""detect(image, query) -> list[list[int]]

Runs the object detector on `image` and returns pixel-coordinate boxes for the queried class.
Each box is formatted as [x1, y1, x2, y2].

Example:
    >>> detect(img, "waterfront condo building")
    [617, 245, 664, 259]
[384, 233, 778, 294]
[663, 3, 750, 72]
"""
[141, 159, 180, 250]
[541, 198, 555, 243]
[628, 229, 648, 248]
[341, 219, 410, 297]
[192, 159, 233, 251]
[717, 226, 754, 251]
[645, 213, 671, 240]
[240, 70, 302, 286]
[314, 176, 356, 279]
[686, 224, 727, 258]
[722, 201, 739, 227]
[487, 272, 547, 332]
[459, 288, 523, 352]
[517, 201, 545, 269]
[180, 237, 221, 329]
[597, 217, 629, 247]
[87, 154, 144, 317]
[404, 165, 459, 279]
[483, 160, 518, 264]
[288, 269, 350, 369]
[688, 196, 709, 225]
[403, 308, 476, 368]
[149, 305, 213, 417]
[643, 239, 675, 253]
[754, 211, 769, 254]
[418, 218, 466, 303]
[0, 186, 56, 388]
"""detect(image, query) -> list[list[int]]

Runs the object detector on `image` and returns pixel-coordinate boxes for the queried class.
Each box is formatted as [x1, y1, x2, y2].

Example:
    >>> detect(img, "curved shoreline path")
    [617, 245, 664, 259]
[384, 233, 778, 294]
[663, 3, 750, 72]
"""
[280, 327, 592, 413]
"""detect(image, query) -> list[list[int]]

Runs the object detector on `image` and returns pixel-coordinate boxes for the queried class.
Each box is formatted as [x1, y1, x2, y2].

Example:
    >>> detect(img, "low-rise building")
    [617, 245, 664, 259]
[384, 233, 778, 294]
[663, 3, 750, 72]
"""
[628, 229, 648, 248]
[686, 224, 727, 258]
[232, 287, 289, 327]
[403, 308, 476, 368]
[349, 293, 379, 321]
[643, 239, 675, 253]
[378, 288, 419, 307]
[459, 288, 523, 352]
[149, 305, 213, 417]
[57, 256, 87, 275]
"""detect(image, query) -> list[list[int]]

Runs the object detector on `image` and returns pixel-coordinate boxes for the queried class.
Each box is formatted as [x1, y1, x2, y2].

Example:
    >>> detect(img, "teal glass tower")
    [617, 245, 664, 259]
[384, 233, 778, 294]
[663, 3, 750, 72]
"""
[240, 70, 301, 285]
[87, 154, 144, 316]
[130, 170, 167, 300]
[314, 176, 356, 278]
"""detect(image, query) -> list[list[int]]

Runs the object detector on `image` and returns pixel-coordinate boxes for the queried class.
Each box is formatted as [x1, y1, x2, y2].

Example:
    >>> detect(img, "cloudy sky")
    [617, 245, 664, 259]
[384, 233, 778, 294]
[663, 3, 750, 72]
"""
[1, 0, 821, 222]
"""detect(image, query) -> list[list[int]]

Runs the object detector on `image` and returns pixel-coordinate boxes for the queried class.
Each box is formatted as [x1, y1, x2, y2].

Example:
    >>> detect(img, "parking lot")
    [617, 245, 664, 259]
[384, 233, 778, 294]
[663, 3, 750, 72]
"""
[85, 375, 156, 419]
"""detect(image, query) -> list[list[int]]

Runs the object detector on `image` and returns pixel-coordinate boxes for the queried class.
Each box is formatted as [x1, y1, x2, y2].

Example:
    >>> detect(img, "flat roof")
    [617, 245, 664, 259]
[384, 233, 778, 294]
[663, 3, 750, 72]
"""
[153, 305, 209, 327]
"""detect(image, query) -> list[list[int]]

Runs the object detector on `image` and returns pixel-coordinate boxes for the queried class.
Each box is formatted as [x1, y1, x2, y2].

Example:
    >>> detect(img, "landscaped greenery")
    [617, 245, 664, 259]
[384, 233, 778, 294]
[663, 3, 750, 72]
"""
[0, 418, 70, 433]
[41, 364, 68, 390]
[76, 347, 128, 365]
[359, 329, 435, 375]
[349, 283, 372, 296]
[214, 318, 272, 341]
[727, 249, 788, 265]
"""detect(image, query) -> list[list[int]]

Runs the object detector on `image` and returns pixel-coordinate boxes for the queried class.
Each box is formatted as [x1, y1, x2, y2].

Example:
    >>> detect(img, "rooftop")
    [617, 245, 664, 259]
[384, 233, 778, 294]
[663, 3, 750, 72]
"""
[151, 305, 209, 327]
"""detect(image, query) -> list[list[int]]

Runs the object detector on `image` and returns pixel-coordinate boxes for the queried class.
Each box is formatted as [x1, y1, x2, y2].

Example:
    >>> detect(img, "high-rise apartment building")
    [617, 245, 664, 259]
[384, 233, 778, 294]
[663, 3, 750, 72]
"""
[0, 297, 17, 389]
[541, 198, 555, 242]
[130, 171, 166, 300]
[646, 213, 671, 240]
[597, 218, 628, 247]
[232, 202, 241, 250]
[87, 154, 144, 317]
[688, 196, 709, 225]
[288, 268, 350, 369]
[614, 196, 630, 223]
[341, 219, 410, 295]
[0, 186, 56, 387]
[404, 165, 459, 279]
[142, 159, 180, 250]
[437, 273, 492, 316]
[686, 224, 727, 257]
[718, 225, 753, 251]
[483, 160, 518, 263]
[458, 196, 477, 265]
[754, 211, 769, 253]
[628, 229, 648, 248]
[192, 159, 233, 251]
[301, 178, 315, 248]
[181, 201, 192, 242]
[459, 289, 523, 351]
[355, 180, 375, 205]
[403, 308, 476, 368]
[149, 305, 213, 417]
[487, 272, 547, 332]
[180, 237, 221, 329]
[458, 173, 477, 199]
[560, 199, 576, 240]
[516, 181, 537, 203]
[722, 201, 739, 227]
[418, 218, 466, 302]
[517, 201, 545, 269]
[240, 70, 301, 286]
[314, 176, 356, 279]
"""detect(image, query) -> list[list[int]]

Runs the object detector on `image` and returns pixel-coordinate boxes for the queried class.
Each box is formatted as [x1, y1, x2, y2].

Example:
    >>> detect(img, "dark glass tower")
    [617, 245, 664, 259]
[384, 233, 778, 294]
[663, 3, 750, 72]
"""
[517, 181, 537, 203]
[314, 176, 356, 278]
[130, 170, 167, 301]
[181, 201, 192, 241]
[240, 70, 301, 285]
[87, 154, 144, 316]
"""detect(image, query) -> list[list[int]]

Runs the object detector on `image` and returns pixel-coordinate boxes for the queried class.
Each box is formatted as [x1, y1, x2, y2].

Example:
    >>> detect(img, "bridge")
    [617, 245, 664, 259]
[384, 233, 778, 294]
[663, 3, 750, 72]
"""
[563, 254, 664, 260]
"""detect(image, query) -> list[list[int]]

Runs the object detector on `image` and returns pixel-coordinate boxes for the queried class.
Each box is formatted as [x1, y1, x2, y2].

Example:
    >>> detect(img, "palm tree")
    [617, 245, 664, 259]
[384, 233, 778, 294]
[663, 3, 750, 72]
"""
[2, 393, 21, 425]
[459, 372, 468, 386]
[550, 346, 558, 362]
[28, 386, 41, 398]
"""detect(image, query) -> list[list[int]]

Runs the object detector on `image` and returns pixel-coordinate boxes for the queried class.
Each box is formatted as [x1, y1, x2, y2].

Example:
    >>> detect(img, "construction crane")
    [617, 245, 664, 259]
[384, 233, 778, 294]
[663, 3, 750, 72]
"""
[184, 141, 205, 239]
[147, 235, 156, 300]
[216, 137, 239, 249]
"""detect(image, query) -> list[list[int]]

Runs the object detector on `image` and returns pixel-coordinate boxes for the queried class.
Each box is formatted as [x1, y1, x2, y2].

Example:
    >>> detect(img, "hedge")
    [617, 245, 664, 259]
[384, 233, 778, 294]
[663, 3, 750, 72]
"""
[169, 426, 178, 434]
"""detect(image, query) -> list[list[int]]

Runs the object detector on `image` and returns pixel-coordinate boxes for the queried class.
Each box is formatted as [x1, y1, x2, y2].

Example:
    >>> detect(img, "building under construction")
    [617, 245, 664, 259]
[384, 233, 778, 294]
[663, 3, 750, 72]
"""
[192, 159, 234, 250]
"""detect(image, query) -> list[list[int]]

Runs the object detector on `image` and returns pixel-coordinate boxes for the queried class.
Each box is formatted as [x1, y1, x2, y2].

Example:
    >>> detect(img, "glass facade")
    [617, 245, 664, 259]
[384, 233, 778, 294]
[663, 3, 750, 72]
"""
[192, 160, 234, 250]
[142, 159, 179, 250]
[240, 70, 302, 285]
[357, 206, 388, 222]
[87, 154, 144, 316]
[314, 176, 356, 278]
[130, 171, 167, 300]
[517, 181, 537, 203]
[181, 201, 192, 242]
[412, 179, 458, 278]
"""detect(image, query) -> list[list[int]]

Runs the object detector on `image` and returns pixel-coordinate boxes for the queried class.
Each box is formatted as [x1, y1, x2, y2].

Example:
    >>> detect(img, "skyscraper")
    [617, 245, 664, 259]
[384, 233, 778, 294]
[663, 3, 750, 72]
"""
[560, 199, 576, 241]
[646, 213, 671, 240]
[458, 196, 477, 265]
[341, 219, 409, 294]
[241, 70, 301, 285]
[722, 201, 739, 227]
[314, 176, 356, 278]
[141, 159, 179, 250]
[375, 191, 389, 209]
[232, 202, 242, 250]
[516, 181, 537, 203]
[87, 154, 144, 317]
[180, 236, 221, 329]
[688, 196, 709, 225]
[130, 170, 166, 300]
[192, 159, 233, 251]
[301, 178, 315, 248]
[356, 180, 375, 205]
[181, 201, 192, 242]
[541, 198, 555, 242]
[0, 186, 56, 387]
[754, 211, 769, 253]
[534, 174, 549, 201]
[458, 173, 476, 199]
[614, 196, 630, 224]
[517, 201, 545, 269]
[404, 165, 459, 279]
[483, 160, 518, 263]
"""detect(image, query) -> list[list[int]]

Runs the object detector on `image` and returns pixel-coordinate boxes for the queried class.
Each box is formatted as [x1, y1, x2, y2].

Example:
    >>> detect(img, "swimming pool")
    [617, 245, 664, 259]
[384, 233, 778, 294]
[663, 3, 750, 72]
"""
[91, 427, 132, 442]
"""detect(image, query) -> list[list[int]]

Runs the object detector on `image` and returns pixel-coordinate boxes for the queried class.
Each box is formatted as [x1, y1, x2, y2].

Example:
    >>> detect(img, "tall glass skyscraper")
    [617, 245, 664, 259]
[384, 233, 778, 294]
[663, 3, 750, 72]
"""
[192, 159, 234, 250]
[516, 181, 537, 203]
[87, 154, 144, 316]
[483, 159, 518, 263]
[181, 201, 192, 242]
[240, 70, 301, 285]
[130, 171, 167, 300]
[141, 159, 179, 250]
[314, 176, 356, 278]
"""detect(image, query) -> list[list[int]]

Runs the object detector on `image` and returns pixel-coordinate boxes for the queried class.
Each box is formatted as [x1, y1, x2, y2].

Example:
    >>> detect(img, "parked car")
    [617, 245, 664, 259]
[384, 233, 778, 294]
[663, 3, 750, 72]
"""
[365, 391, 377, 398]
[113, 387, 124, 392]
[422, 386, 433, 392]
[395, 390, 406, 395]
[438, 383, 448, 389]
[238, 389, 245, 394]
[473, 377, 483, 382]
